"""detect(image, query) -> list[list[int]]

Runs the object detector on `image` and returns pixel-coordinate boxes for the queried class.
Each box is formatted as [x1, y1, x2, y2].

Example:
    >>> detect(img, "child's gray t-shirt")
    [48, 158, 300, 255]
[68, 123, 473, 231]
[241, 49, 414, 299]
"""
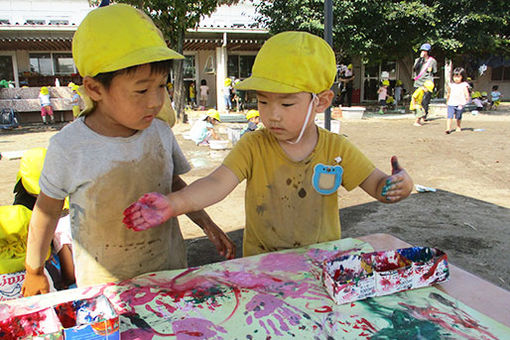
[40, 117, 191, 287]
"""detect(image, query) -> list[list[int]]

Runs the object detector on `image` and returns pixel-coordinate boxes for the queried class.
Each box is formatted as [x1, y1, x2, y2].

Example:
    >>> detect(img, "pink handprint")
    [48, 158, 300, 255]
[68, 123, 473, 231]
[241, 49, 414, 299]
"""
[245, 293, 303, 337]
[123, 192, 173, 231]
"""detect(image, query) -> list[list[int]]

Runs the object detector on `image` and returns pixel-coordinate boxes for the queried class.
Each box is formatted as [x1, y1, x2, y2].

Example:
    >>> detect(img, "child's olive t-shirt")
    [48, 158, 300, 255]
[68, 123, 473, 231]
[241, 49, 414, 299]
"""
[40, 118, 190, 287]
[223, 127, 375, 257]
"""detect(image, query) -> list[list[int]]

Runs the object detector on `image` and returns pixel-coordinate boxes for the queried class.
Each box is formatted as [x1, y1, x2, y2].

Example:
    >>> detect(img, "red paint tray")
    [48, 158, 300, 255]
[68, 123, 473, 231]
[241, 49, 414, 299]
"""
[323, 247, 449, 305]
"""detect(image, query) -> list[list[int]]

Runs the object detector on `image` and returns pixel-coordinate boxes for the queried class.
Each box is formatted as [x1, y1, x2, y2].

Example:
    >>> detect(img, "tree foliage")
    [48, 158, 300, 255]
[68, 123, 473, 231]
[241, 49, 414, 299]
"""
[256, 0, 510, 62]
[114, 0, 239, 118]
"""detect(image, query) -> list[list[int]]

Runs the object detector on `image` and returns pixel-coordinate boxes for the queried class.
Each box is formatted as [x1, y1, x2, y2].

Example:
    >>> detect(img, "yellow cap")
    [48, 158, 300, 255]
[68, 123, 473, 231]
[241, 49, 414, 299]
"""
[72, 4, 183, 78]
[40, 87, 49, 95]
[17, 148, 47, 195]
[235, 31, 336, 94]
[71, 84, 80, 92]
[246, 109, 259, 120]
[155, 93, 176, 127]
[382, 80, 390, 86]
[0, 205, 32, 274]
[206, 109, 221, 122]
[224, 78, 232, 87]
[423, 80, 434, 92]
[347, 64, 353, 70]
[396, 80, 402, 86]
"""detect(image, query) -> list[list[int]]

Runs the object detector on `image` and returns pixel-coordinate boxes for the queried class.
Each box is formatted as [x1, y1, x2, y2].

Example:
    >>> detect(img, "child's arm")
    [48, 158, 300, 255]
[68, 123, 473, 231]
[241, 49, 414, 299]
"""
[172, 175, 235, 259]
[359, 156, 413, 203]
[22, 193, 64, 296]
[123, 165, 239, 232]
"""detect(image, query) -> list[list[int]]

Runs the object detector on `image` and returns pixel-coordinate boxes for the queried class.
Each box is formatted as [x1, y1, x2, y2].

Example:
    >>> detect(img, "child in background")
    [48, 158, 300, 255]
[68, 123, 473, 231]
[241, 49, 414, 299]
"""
[481, 91, 490, 110]
[188, 82, 196, 108]
[189, 109, 221, 145]
[394, 80, 403, 107]
[471, 91, 484, 111]
[123, 31, 413, 258]
[199, 79, 209, 109]
[38, 87, 54, 125]
[445, 67, 470, 134]
[70, 84, 81, 119]
[490, 85, 502, 110]
[22, 4, 234, 297]
[12, 148, 75, 290]
[223, 78, 232, 112]
[378, 80, 389, 114]
[240, 109, 261, 137]
[410, 80, 434, 126]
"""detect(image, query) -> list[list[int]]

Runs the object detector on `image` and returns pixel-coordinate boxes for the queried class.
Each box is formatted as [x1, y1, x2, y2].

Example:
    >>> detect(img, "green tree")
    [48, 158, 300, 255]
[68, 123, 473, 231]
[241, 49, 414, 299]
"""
[116, 0, 239, 119]
[256, 0, 510, 62]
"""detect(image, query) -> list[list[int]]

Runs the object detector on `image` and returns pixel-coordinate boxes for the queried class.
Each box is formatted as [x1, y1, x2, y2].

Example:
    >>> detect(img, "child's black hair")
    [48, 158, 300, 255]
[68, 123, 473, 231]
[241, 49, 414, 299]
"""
[452, 67, 467, 82]
[492, 85, 499, 91]
[93, 60, 172, 89]
[201, 79, 207, 85]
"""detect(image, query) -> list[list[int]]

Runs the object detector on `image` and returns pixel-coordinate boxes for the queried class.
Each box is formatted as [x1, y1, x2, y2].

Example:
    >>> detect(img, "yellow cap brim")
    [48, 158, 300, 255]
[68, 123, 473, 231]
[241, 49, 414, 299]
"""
[89, 45, 183, 77]
[235, 76, 304, 94]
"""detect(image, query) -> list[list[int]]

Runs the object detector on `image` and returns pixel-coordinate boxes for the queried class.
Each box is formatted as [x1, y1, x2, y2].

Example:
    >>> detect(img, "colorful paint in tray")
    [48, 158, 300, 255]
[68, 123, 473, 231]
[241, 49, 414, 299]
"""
[0, 295, 119, 339]
[323, 247, 449, 304]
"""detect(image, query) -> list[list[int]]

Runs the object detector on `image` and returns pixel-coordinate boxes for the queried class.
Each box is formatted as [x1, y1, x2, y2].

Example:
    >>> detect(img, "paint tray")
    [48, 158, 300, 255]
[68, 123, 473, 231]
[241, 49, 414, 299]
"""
[0, 295, 119, 340]
[323, 247, 449, 305]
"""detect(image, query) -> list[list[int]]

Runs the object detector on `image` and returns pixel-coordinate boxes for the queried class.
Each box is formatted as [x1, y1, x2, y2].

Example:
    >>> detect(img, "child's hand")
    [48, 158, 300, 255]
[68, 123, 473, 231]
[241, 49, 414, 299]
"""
[201, 222, 236, 260]
[381, 156, 413, 202]
[22, 264, 50, 297]
[123, 192, 173, 231]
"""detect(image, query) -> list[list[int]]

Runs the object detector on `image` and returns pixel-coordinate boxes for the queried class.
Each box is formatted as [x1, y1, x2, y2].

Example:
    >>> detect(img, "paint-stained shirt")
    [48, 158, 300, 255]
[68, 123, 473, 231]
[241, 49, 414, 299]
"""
[223, 127, 375, 257]
[40, 118, 190, 287]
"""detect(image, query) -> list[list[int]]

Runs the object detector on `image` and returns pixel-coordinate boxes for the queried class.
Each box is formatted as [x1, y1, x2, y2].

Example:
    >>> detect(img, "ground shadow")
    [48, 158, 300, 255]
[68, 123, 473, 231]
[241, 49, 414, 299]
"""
[0, 122, 65, 136]
[186, 190, 510, 291]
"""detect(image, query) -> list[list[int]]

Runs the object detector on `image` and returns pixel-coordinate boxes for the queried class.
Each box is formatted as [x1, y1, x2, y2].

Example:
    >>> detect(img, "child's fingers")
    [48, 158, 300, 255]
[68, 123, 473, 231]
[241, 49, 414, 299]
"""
[123, 202, 141, 216]
[390, 155, 401, 175]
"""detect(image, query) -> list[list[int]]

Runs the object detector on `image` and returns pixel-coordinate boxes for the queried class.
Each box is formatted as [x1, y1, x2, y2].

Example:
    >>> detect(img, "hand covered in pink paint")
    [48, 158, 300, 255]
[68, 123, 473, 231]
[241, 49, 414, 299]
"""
[123, 192, 173, 231]
[381, 156, 413, 202]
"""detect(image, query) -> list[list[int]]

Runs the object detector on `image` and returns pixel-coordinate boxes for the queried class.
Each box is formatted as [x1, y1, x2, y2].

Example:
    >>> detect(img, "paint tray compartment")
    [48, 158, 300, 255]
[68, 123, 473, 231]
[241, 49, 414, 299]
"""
[323, 247, 449, 304]
[0, 295, 119, 340]
[323, 254, 375, 305]
[397, 247, 449, 289]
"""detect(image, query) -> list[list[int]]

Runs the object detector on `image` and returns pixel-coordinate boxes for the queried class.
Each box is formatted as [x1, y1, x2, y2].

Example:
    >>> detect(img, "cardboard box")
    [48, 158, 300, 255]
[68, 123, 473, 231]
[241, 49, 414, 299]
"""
[0, 270, 25, 302]
[323, 247, 449, 304]
[0, 295, 119, 339]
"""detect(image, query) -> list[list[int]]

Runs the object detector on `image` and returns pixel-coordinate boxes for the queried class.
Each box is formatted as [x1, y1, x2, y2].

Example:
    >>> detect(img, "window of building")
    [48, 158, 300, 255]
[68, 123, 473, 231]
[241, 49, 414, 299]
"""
[49, 20, 69, 25]
[25, 19, 45, 25]
[0, 55, 14, 81]
[491, 66, 510, 81]
[183, 55, 196, 80]
[0, 19, 10, 25]
[227, 55, 256, 79]
[29, 53, 77, 75]
[53, 53, 75, 74]
[29, 53, 52, 75]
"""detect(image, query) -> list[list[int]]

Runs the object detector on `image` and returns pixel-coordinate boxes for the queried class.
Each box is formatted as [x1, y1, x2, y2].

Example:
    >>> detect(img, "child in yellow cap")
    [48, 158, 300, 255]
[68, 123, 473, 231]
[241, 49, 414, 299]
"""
[410, 80, 434, 127]
[123, 31, 413, 257]
[23, 4, 234, 296]
[240, 109, 261, 137]
[189, 109, 221, 145]
[38, 86, 54, 125]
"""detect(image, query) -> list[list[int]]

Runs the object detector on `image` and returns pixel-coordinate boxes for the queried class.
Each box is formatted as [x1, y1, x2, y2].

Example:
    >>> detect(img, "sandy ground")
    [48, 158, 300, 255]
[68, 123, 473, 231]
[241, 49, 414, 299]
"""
[1, 106, 509, 292]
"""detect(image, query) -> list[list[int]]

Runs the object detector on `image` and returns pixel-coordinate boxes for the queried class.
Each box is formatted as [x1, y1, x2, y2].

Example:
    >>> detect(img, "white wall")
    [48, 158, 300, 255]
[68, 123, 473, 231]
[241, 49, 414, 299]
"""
[0, 0, 90, 26]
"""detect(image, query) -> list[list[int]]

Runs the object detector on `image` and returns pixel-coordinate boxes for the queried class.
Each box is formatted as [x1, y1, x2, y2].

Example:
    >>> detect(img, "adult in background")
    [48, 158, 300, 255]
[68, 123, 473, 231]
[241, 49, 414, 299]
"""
[338, 64, 355, 107]
[413, 43, 437, 120]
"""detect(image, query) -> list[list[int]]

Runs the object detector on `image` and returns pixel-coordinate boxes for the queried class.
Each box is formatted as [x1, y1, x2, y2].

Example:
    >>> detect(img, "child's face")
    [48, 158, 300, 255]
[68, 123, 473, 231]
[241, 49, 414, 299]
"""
[453, 74, 462, 83]
[249, 116, 260, 124]
[92, 64, 167, 135]
[256, 91, 316, 142]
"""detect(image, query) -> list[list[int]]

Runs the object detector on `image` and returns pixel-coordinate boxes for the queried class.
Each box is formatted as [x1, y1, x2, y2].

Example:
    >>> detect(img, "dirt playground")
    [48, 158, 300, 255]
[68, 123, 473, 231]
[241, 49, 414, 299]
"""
[1, 107, 509, 293]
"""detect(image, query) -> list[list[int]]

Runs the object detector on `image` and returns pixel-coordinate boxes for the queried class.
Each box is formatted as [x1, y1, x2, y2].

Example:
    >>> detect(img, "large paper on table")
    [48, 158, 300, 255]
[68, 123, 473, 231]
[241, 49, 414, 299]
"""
[2, 238, 509, 339]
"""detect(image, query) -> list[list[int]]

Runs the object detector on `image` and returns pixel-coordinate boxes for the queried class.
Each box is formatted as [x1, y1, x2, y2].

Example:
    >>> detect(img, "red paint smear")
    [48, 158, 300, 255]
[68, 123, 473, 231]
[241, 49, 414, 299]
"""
[422, 258, 441, 280]
[146, 305, 163, 318]
[400, 302, 499, 340]
[314, 305, 333, 313]
[359, 317, 378, 333]
[219, 286, 241, 325]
